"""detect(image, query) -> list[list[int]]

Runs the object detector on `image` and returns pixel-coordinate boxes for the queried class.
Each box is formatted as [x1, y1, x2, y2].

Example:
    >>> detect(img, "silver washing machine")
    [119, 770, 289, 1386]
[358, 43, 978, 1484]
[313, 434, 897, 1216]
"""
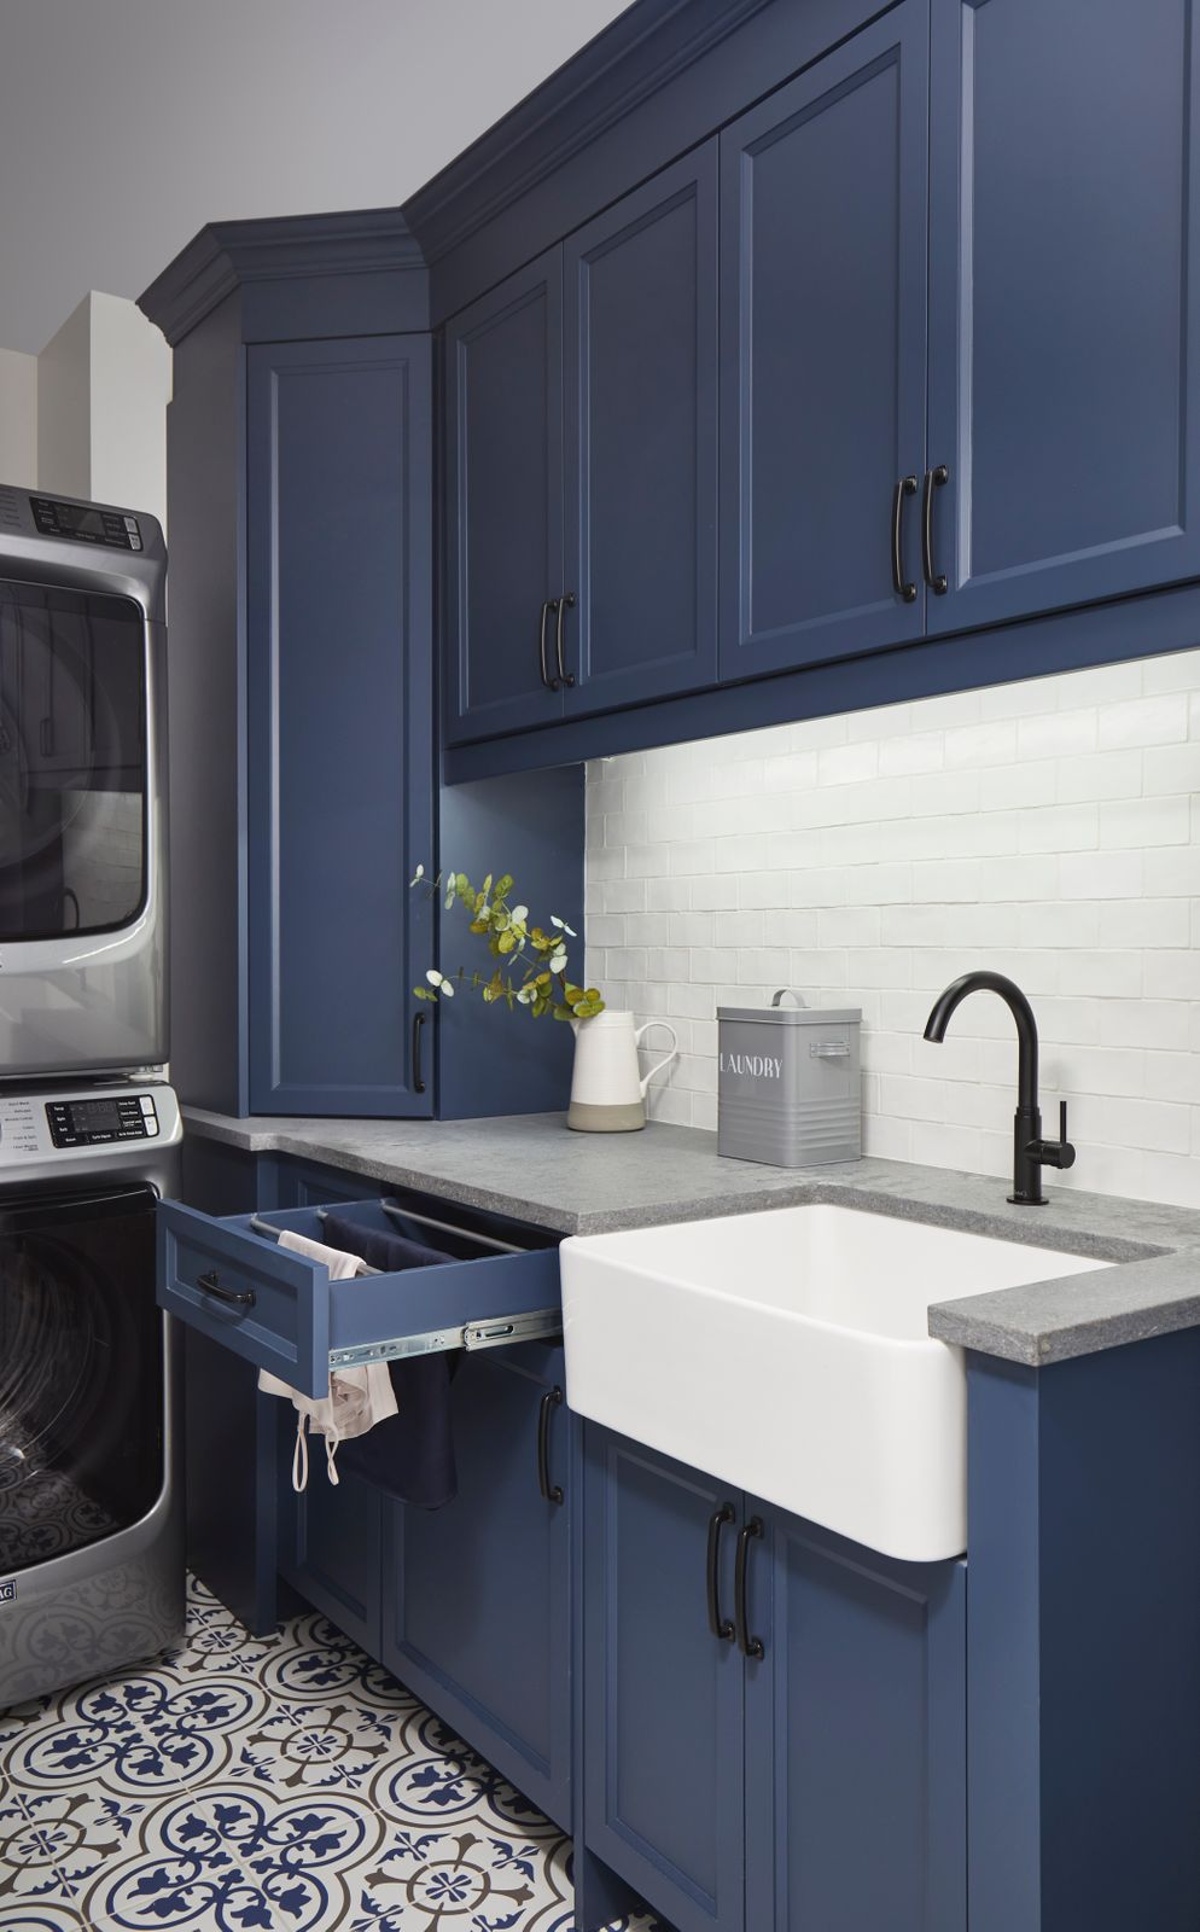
[0, 1080, 183, 1708]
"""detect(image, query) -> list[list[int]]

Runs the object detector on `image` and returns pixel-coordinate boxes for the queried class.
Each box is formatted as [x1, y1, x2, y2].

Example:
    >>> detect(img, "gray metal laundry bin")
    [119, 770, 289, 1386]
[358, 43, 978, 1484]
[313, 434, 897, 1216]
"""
[717, 991, 862, 1167]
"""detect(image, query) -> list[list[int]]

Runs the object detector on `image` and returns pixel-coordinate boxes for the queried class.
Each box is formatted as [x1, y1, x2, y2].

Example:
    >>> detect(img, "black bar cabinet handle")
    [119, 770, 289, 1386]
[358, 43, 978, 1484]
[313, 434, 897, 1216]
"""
[734, 1516, 765, 1660]
[555, 592, 577, 687]
[412, 1011, 427, 1094]
[538, 599, 560, 691]
[538, 1386, 564, 1503]
[197, 1269, 255, 1310]
[707, 1504, 736, 1641]
[891, 475, 918, 602]
[922, 464, 949, 594]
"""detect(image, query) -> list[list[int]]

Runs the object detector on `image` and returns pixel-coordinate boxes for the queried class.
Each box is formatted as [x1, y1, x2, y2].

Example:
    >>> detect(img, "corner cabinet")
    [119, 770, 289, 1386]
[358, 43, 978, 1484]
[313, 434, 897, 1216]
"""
[245, 335, 433, 1116]
[445, 144, 719, 743]
[583, 1425, 967, 1932]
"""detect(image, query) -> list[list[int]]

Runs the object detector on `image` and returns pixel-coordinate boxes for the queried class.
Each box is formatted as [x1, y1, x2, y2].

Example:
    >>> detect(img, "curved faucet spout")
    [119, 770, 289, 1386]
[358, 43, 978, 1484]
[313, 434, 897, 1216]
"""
[922, 969, 1039, 1115]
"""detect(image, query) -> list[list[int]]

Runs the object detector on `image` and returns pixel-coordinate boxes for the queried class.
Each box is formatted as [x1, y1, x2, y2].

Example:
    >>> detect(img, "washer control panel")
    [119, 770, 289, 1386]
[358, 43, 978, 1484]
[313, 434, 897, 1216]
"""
[0, 1085, 180, 1164]
[29, 495, 143, 550]
[46, 1093, 160, 1148]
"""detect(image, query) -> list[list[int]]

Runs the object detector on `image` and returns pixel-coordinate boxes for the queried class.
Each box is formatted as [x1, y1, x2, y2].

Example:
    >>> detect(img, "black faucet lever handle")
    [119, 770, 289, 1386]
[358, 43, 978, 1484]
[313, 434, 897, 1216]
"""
[1028, 1100, 1076, 1171]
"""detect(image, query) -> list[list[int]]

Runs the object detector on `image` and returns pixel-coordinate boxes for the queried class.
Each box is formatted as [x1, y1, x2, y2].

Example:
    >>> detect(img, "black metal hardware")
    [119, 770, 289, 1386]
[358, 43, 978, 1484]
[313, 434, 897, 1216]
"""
[196, 1269, 255, 1310]
[706, 1504, 736, 1642]
[537, 1386, 564, 1504]
[924, 971, 1077, 1204]
[922, 464, 949, 593]
[891, 475, 918, 602]
[538, 599, 561, 691]
[412, 1011, 427, 1095]
[555, 592, 577, 687]
[734, 1516, 764, 1660]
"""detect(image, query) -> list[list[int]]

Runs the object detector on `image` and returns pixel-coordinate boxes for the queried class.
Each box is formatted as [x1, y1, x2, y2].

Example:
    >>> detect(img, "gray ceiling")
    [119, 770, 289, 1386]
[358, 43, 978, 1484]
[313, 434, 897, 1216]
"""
[0, 0, 634, 353]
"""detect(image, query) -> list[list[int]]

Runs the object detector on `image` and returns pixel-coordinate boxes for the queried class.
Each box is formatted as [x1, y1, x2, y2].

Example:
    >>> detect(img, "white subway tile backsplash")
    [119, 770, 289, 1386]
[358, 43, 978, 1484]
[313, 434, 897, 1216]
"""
[585, 643, 1200, 1213]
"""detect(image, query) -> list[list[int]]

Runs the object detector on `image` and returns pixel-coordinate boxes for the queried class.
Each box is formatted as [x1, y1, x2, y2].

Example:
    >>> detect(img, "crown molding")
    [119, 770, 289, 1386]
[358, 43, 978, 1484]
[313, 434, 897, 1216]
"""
[402, 0, 774, 265]
[139, 209, 424, 346]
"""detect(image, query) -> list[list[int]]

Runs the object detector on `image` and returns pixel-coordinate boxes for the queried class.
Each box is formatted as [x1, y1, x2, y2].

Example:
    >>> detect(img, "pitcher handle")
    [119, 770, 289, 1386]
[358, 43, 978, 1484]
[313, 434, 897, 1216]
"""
[635, 1020, 679, 1096]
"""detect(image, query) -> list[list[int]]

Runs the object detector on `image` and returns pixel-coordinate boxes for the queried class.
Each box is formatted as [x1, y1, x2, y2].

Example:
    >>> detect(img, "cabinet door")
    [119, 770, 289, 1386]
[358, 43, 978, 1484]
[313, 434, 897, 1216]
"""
[744, 1506, 966, 1932]
[245, 334, 433, 1117]
[445, 252, 565, 743]
[277, 1447, 383, 1659]
[719, 1, 930, 682]
[562, 145, 719, 715]
[927, 0, 1200, 632]
[381, 1345, 571, 1829]
[583, 1427, 745, 1932]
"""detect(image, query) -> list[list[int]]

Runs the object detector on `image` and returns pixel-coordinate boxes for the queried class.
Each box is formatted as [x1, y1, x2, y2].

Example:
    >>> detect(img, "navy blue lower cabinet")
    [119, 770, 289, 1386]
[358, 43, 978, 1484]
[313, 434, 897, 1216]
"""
[276, 1437, 383, 1659]
[583, 1428, 967, 1932]
[744, 1507, 967, 1932]
[381, 1344, 572, 1831]
[582, 1428, 746, 1932]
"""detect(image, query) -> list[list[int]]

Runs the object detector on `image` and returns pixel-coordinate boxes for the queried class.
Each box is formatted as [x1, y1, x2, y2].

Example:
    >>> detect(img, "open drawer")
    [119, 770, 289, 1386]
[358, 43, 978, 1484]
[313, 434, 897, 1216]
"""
[157, 1190, 562, 1397]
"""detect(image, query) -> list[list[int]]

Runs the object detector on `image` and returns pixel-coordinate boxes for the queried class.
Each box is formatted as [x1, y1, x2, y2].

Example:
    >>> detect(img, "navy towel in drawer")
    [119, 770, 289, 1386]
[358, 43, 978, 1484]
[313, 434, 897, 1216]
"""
[322, 1214, 458, 1509]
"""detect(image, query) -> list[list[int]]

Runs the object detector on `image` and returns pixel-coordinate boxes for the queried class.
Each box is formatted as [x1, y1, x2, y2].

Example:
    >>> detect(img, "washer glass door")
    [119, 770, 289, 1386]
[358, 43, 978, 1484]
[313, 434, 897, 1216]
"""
[0, 1184, 162, 1573]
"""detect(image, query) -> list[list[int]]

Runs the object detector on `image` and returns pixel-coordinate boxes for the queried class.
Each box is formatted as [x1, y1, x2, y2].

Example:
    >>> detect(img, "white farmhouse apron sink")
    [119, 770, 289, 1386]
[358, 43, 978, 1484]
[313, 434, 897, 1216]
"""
[560, 1203, 1110, 1562]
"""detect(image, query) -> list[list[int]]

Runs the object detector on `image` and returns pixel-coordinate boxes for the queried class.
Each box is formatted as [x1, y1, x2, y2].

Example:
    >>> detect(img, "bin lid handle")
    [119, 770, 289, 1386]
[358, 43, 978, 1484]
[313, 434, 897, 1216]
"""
[771, 989, 807, 1009]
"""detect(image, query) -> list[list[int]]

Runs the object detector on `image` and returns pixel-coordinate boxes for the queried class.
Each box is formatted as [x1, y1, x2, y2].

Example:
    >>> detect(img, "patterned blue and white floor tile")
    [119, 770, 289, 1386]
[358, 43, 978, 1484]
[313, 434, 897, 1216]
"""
[0, 1576, 658, 1932]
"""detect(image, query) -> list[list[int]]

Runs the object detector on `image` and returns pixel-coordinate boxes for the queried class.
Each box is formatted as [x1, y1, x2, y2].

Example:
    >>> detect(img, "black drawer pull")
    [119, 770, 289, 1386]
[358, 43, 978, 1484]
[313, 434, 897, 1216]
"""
[922, 464, 949, 594]
[735, 1516, 765, 1660]
[537, 1386, 564, 1504]
[555, 592, 576, 688]
[538, 599, 561, 691]
[891, 474, 918, 602]
[196, 1268, 255, 1311]
[412, 1011, 427, 1095]
[706, 1503, 736, 1642]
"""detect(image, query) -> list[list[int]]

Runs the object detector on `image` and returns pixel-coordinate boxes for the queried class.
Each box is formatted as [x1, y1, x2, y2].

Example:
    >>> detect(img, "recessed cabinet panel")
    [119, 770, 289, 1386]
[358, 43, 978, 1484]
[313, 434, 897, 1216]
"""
[246, 335, 433, 1117]
[564, 145, 718, 713]
[583, 1429, 745, 1932]
[720, 3, 930, 681]
[446, 253, 565, 742]
[744, 1511, 967, 1932]
[927, 0, 1200, 629]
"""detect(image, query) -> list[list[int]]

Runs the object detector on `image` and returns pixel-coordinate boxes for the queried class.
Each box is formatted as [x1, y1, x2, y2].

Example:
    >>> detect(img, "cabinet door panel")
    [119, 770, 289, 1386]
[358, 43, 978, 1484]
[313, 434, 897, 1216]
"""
[583, 1428, 744, 1932]
[720, 2, 930, 681]
[928, 0, 1200, 629]
[246, 335, 433, 1117]
[745, 1508, 967, 1932]
[277, 1449, 383, 1659]
[564, 145, 719, 713]
[382, 1347, 571, 1829]
[445, 252, 565, 742]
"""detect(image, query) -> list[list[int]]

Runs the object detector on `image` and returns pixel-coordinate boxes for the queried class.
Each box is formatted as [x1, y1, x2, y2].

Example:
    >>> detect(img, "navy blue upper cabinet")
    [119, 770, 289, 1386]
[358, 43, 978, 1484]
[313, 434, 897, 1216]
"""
[926, 0, 1200, 630]
[562, 145, 719, 713]
[719, 3, 931, 682]
[446, 148, 720, 743]
[246, 336, 434, 1117]
[445, 252, 566, 742]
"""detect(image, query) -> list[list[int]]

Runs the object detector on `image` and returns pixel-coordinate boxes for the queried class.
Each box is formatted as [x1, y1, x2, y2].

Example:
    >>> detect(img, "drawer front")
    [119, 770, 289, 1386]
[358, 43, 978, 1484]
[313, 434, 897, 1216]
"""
[158, 1197, 561, 1399]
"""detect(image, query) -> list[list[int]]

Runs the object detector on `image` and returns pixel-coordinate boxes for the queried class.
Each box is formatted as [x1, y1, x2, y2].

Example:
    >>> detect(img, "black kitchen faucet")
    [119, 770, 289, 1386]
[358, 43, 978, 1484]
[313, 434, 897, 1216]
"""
[922, 969, 1075, 1205]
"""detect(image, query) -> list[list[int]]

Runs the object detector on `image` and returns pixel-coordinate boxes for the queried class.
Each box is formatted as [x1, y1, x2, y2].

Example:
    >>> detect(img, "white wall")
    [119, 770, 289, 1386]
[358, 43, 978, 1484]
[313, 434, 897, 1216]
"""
[0, 348, 37, 487]
[30, 293, 172, 524]
[36, 299, 91, 498]
[585, 651, 1200, 1212]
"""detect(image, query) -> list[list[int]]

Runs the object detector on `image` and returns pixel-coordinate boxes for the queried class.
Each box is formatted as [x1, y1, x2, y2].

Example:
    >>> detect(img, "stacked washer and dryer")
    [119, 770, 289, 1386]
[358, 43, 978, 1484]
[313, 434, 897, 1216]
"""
[0, 485, 184, 1706]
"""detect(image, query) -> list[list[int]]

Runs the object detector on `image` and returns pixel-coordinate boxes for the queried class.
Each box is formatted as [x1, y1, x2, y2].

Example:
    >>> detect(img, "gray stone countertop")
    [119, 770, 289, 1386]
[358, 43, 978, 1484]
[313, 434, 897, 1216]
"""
[184, 1106, 1200, 1369]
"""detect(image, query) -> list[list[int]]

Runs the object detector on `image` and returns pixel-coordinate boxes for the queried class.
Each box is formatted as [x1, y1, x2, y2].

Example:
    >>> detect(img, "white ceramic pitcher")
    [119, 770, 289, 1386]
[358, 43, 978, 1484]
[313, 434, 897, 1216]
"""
[566, 1011, 679, 1132]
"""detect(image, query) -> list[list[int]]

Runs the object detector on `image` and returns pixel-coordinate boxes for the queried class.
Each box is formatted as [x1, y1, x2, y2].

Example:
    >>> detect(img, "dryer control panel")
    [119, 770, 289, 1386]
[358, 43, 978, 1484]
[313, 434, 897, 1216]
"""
[46, 1092, 160, 1148]
[0, 1084, 180, 1164]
